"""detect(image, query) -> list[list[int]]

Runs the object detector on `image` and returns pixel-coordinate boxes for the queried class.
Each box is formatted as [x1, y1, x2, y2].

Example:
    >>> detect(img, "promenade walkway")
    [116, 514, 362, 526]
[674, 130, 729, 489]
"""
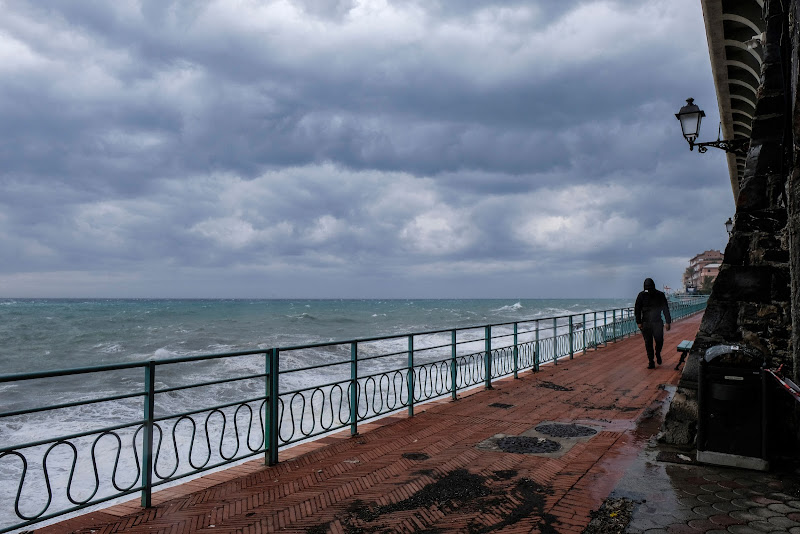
[34, 313, 741, 534]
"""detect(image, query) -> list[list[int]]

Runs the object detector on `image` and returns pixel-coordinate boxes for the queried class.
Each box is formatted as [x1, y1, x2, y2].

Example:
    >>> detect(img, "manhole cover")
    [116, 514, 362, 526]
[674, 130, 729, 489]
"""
[489, 402, 514, 409]
[535, 423, 597, 438]
[496, 436, 561, 454]
[402, 452, 429, 461]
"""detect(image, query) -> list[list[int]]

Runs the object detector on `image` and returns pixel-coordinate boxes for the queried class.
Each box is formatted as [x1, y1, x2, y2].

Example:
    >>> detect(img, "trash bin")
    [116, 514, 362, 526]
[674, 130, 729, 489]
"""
[696, 344, 769, 471]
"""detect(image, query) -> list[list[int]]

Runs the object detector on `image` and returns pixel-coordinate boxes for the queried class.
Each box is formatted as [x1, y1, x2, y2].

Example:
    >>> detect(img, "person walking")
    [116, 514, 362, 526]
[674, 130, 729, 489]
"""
[634, 278, 672, 369]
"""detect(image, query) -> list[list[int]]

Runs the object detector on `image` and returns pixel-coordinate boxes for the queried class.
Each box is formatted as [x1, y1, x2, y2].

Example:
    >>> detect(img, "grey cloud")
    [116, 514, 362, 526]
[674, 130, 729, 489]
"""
[0, 0, 731, 297]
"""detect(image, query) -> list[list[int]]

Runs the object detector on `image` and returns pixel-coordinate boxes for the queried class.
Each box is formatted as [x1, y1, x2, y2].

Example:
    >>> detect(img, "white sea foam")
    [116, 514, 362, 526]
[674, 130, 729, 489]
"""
[493, 302, 523, 312]
[153, 347, 175, 359]
[94, 343, 123, 354]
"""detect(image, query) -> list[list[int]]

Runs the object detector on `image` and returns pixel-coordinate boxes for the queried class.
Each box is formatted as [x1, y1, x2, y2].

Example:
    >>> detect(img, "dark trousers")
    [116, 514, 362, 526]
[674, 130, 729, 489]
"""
[641, 322, 664, 363]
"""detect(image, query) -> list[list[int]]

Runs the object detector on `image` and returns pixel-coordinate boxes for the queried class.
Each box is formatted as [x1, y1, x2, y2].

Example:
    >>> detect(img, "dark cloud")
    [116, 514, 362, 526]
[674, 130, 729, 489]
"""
[0, 0, 731, 298]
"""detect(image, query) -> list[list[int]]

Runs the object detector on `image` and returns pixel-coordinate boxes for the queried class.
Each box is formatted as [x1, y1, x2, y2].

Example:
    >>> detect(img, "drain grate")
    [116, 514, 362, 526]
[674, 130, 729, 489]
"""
[497, 436, 561, 454]
[535, 423, 597, 438]
[489, 402, 514, 409]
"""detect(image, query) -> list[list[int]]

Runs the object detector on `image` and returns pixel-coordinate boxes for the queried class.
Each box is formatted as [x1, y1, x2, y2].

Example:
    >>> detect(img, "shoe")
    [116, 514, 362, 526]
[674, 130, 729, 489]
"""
[656, 354, 662, 365]
[647, 362, 655, 369]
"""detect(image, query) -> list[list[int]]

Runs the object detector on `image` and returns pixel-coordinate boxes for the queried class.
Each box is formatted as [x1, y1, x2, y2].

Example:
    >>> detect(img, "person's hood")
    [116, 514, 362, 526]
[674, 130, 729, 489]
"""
[643, 278, 656, 291]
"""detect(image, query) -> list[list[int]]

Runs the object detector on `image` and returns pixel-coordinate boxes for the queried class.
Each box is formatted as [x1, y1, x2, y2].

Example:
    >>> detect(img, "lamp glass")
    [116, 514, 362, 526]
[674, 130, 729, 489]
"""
[680, 112, 702, 141]
[676, 98, 705, 142]
[725, 217, 733, 234]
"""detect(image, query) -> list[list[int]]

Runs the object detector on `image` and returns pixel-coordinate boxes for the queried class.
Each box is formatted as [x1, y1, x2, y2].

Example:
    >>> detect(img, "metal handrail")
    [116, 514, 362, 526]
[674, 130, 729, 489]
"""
[0, 297, 708, 533]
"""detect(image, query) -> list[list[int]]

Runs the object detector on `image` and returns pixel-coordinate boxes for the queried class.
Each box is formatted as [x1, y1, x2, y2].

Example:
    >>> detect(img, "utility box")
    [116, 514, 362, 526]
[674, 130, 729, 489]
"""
[697, 344, 769, 471]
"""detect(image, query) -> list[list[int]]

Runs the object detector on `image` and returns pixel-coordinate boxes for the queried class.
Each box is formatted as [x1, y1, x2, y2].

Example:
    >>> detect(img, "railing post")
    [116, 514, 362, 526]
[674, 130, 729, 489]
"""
[593, 311, 598, 350]
[612, 310, 617, 341]
[534, 320, 540, 372]
[603, 310, 608, 347]
[408, 335, 415, 417]
[552, 318, 558, 365]
[569, 316, 574, 359]
[141, 361, 155, 508]
[451, 330, 458, 401]
[513, 322, 519, 379]
[350, 342, 358, 436]
[484, 326, 493, 389]
[266, 349, 279, 466]
[582, 313, 587, 354]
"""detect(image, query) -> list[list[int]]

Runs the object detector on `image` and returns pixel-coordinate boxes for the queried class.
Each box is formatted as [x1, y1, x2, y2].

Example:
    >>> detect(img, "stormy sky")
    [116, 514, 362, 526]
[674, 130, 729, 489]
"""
[0, 0, 732, 299]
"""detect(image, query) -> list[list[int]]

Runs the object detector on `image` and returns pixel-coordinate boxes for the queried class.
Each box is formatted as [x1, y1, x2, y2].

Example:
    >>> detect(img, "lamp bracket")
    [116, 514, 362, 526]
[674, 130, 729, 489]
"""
[690, 137, 749, 157]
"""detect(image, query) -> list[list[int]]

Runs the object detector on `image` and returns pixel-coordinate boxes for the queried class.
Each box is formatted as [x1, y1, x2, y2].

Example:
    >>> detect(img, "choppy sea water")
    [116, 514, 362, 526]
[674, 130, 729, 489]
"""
[0, 298, 632, 374]
[0, 298, 632, 531]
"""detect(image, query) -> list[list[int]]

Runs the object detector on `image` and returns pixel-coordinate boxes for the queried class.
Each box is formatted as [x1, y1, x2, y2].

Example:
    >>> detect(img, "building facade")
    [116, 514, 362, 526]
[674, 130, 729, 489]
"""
[683, 249, 724, 291]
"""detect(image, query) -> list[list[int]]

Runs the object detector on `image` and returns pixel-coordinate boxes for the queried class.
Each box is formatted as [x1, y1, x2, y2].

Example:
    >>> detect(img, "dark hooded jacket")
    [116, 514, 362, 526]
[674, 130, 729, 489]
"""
[634, 278, 672, 325]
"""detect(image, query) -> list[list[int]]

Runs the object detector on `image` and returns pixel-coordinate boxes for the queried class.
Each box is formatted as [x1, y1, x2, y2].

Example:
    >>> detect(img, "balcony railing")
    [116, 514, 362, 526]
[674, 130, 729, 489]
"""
[0, 297, 708, 533]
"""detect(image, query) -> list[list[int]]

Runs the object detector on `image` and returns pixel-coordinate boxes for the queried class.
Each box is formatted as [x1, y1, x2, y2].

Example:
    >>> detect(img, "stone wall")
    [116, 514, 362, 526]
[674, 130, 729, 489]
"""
[662, 0, 796, 447]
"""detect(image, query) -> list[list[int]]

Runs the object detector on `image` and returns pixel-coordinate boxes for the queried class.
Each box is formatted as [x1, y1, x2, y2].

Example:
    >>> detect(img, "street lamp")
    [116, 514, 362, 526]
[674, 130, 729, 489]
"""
[725, 217, 734, 236]
[675, 98, 749, 156]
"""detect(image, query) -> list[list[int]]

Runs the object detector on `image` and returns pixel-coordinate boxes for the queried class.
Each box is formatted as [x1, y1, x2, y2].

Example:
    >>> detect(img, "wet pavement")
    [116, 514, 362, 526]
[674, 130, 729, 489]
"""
[602, 387, 800, 534]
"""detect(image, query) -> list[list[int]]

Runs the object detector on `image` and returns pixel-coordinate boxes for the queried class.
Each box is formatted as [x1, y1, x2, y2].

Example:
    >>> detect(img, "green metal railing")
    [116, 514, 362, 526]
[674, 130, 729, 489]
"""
[0, 297, 707, 532]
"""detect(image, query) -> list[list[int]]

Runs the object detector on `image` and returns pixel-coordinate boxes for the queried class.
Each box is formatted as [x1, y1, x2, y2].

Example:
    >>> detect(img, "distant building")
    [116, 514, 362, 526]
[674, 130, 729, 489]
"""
[683, 250, 724, 292]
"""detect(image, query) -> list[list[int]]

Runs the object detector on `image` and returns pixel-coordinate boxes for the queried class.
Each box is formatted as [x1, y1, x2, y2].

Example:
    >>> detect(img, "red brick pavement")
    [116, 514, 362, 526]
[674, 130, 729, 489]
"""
[39, 314, 702, 534]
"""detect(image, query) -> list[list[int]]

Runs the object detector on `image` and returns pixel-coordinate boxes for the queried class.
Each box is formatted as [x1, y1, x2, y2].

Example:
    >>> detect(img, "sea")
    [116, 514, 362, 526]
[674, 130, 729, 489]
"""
[0, 298, 632, 531]
[0, 298, 634, 375]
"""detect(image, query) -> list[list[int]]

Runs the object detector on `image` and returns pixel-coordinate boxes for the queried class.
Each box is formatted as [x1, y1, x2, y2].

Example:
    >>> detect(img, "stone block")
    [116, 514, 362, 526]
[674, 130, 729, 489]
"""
[724, 235, 749, 266]
[734, 210, 787, 233]
[712, 266, 774, 303]
[698, 300, 740, 338]
[662, 388, 698, 446]
[750, 141, 784, 176]
[764, 249, 790, 262]
[772, 268, 791, 301]
[755, 94, 787, 117]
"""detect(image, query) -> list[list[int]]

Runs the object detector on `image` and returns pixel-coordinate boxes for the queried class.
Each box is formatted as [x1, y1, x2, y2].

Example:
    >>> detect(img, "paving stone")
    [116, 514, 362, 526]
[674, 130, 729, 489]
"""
[730, 510, 765, 522]
[767, 492, 796, 501]
[677, 495, 703, 509]
[749, 507, 783, 519]
[716, 490, 742, 500]
[712, 501, 748, 513]
[732, 498, 764, 508]
[790, 501, 800, 510]
[701, 483, 725, 493]
[681, 485, 709, 496]
[753, 496, 784, 505]
[767, 515, 800, 528]
[697, 493, 726, 504]
[728, 524, 772, 534]
[789, 527, 800, 534]
[745, 520, 782, 533]
[629, 517, 670, 531]
[693, 505, 721, 517]
[665, 525, 698, 534]
[687, 518, 719, 530]
[719, 480, 747, 489]
[709, 513, 745, 526]
[767, 503, 800, 514]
